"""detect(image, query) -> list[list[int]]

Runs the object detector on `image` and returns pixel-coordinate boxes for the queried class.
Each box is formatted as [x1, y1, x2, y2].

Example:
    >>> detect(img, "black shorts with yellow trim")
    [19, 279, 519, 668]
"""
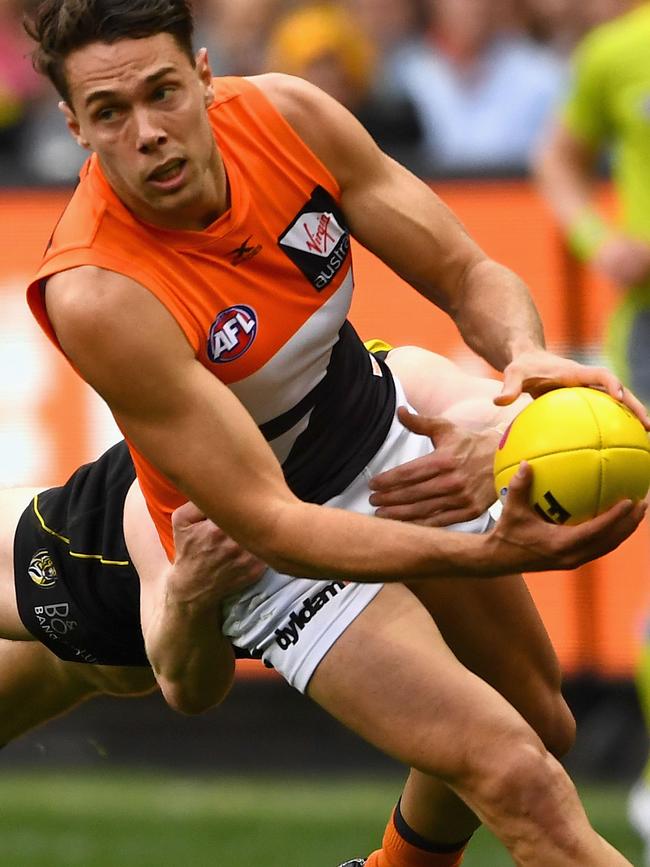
[13, 492, 150, 666]
[13, 440, 254, 666]
[364, 338, 393, 362]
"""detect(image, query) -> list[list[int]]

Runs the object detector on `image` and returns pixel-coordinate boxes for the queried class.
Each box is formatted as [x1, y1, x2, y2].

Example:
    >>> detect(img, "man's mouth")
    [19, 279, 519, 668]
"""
[148, 158, 186, 182]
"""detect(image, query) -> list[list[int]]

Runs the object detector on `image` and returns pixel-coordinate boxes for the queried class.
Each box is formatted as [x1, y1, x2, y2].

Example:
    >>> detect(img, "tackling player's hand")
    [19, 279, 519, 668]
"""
[169, 501, 266, 606]
[489, 462, 647, 572]
[495, 349, 650, 430]
[368, 407, 499, 526]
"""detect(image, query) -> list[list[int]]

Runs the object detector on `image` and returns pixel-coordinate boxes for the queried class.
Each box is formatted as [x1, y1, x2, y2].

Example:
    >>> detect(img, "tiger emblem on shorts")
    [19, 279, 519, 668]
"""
[28, 549, 58, 588]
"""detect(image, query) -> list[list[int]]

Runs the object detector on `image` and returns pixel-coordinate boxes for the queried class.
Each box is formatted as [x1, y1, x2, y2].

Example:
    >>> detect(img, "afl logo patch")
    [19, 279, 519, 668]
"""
[28, 549, 58, 588]
[207, 305, 258, 363]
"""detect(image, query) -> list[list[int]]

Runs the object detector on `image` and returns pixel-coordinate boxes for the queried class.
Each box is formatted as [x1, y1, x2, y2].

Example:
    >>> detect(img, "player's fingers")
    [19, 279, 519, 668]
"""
[374, 495, 466, 522]
[227, 552, 267, 581]
[414, 507, 483, 528]
[565, 500, 645, 564]
[619, 386, 650, 431]
[500, 461, 533, 504]
[572, 498, 641, 540]
[493, 366, 523, 406]
[370, 476, 462, 507]
[581, 366, 625, 403]
[369, 453, 450, 491]
[171, 500, 207, 528]
[396, 406, 454, 441]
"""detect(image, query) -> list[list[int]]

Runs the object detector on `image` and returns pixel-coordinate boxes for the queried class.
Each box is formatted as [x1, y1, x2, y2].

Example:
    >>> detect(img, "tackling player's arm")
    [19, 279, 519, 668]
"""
[124, 483, 264, 714]
[45, 268, 644, 580]
[261, 73, 649, 426]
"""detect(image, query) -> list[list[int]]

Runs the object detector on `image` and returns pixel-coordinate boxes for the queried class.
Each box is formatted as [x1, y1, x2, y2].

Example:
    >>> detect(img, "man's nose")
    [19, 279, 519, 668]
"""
[135, 110, 167, 154]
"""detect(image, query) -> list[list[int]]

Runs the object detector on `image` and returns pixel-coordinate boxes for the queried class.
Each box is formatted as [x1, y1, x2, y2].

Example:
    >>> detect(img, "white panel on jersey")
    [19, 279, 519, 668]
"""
[229, 267, 353, 426]
[279, 211, 346, 257]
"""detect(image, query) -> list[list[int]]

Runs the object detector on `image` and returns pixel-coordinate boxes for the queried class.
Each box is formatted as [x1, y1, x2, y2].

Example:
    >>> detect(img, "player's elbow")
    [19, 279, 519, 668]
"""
[230, 500, 332, 579]
[159, 679, 229, 715]
[258, 549, 304, 576]
[252, 542, 323, 579]
[237, 507, 315, 577]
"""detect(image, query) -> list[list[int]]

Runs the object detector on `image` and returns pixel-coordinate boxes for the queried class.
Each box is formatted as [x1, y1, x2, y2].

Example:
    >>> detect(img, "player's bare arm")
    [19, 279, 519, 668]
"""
[126, 485, 265, 714]
[260, 73, 650, 428]
[45, 266, 645, 580]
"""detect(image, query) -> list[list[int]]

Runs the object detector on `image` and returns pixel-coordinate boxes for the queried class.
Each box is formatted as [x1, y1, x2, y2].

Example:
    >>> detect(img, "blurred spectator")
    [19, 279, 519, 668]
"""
[266, 3, 424, 172]
[522, 0, 589, 57]
[392, 0, 567, 176]
[523, 0, 632, 58]
[201, 0, 284, 76]
[0, 0, 45, 180]
[342, 0, 425, 87]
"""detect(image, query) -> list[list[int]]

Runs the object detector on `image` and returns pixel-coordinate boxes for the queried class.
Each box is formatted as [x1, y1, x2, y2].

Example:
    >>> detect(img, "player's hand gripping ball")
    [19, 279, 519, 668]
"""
[494, 387, 650, 525]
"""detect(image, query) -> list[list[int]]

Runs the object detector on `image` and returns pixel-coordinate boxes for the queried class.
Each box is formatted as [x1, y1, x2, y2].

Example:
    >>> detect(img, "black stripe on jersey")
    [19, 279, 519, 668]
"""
[259, 379, 322, 442]
[279, 320, 396, 505]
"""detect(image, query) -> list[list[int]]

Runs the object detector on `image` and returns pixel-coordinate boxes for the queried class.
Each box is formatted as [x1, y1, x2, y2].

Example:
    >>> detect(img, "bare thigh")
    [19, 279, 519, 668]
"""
[406, 574, 574, 755]
[307, 583, 539, 780]
[0, 638, 156, 745]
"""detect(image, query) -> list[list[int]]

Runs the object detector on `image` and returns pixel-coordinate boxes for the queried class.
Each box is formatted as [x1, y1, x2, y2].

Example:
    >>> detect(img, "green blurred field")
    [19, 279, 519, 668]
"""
[0, 771, 644, 866]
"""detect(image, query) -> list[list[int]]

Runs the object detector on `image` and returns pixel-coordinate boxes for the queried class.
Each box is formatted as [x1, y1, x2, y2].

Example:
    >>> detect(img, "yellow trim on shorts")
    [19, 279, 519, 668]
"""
[31, 494, 131, 567]
[363, 338, 393, 354]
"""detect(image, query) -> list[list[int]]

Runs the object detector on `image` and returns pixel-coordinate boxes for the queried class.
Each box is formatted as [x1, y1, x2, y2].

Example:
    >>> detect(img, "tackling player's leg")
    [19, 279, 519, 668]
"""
[0, 481, 156, 747]
[0, 638, 155, 745]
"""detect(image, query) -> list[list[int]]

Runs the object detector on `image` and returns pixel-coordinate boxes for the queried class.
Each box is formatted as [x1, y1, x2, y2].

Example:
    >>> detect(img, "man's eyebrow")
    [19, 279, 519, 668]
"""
[84, 66, 178, 107]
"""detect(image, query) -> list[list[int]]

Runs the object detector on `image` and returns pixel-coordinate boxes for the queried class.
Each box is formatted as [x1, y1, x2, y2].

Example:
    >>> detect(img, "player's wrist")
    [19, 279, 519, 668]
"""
[567, 208, 610, 262]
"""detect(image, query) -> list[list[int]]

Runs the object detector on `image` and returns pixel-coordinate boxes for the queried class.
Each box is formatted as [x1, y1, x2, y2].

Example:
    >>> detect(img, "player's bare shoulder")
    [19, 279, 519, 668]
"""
[45, 266, 195, 410]
[248, 72, 321, 132]
[46, 266, 141, 339]
[249, 73, 383, 190]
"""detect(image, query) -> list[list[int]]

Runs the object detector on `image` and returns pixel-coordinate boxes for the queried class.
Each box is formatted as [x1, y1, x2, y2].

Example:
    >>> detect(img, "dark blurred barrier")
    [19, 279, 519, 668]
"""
[1, 672, 645, 782]
[0, 181, 648, 679]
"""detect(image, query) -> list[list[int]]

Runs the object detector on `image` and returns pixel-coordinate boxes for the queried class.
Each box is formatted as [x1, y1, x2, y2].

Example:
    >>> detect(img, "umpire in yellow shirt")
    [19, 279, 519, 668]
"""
[535, 2, 650, 861]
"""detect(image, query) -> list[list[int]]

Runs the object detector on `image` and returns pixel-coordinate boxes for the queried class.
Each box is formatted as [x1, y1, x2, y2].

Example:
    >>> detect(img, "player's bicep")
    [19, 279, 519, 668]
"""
[45, 268, 293, 540]
[262, 73, 484, 311]
[343, 159, 485, 313]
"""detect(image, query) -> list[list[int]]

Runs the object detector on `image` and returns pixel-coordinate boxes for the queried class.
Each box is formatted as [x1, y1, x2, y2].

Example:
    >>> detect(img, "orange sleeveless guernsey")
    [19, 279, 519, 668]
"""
[28, 77, 395, 559]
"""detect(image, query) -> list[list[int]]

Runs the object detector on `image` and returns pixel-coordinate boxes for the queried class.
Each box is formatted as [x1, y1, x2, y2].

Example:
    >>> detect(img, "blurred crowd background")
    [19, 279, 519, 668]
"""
[2, 6, 650, 863]
[0, 0, 630, 185]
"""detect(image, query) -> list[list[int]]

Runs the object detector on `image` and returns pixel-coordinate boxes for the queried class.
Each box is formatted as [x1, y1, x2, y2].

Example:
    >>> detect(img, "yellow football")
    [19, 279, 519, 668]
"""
[493, 387, 650, 525]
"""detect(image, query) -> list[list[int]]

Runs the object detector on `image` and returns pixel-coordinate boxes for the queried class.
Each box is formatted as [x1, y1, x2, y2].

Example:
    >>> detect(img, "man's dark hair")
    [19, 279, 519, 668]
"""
[24, 0, 195, 104]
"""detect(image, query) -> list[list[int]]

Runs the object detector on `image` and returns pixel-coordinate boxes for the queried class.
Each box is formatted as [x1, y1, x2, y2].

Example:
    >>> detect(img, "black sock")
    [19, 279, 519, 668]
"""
[393, 798, 472, 854]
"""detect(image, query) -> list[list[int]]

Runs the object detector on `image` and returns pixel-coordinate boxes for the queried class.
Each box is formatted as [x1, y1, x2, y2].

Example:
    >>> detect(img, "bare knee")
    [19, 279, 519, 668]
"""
[476, 738, 567, 814]
[458, 732, 583, 858]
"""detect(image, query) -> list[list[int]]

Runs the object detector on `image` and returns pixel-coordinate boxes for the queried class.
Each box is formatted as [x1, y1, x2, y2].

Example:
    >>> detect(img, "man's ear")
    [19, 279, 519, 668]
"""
[58, 100, 90, 149]
[195, 48, 215, 106]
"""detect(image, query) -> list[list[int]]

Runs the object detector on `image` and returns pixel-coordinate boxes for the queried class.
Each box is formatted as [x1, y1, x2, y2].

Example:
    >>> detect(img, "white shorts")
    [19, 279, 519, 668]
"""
[222, 378, 492, 693]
